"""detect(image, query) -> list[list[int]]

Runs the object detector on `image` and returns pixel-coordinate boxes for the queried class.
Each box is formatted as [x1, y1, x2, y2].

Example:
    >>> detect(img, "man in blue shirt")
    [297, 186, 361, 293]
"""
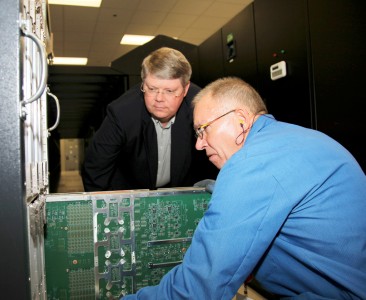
[122, 77, 366, 299]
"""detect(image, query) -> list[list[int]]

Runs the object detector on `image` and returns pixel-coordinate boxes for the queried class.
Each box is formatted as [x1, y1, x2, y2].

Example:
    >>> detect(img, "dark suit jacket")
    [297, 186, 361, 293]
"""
[82, 82, 217, 191]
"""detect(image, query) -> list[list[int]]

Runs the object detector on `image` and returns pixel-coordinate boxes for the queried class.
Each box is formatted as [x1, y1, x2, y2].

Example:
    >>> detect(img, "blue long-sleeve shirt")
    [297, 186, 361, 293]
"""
[123, 115, 366, 299]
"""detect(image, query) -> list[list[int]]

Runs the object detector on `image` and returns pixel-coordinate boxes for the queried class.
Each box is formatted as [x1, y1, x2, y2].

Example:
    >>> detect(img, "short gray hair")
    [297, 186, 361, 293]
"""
[141, 47, 192, 86]
[192, 77, 268, 115]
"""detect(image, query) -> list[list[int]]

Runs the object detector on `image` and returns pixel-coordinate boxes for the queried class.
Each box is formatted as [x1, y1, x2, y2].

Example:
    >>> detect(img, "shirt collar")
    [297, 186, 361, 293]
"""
[151, 116, 176, 129]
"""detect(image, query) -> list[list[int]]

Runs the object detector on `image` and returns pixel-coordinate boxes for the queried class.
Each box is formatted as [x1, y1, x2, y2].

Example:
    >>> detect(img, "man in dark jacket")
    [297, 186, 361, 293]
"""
[82, 47, 216, 191]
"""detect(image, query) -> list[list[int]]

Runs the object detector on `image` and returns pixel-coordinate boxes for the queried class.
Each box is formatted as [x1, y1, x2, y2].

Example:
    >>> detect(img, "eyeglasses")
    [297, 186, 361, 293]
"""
[195, 109, 236, 139]
[141, 83, 184, 100]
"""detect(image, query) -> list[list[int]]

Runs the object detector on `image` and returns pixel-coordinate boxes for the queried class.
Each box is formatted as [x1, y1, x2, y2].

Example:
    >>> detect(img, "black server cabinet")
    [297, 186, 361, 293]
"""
[307, 0, 366, 171]
[253, 0, 313, 128]
[198, 30, 225, 87]
[221, 4, 258, 89]
[198, 4, 258, 88]
[0, 0, 30, 299]
[254, 0, 366, 171]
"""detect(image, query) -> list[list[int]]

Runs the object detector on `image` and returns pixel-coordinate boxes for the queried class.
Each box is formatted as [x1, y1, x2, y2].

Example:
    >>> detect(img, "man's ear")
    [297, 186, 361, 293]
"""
[183, 81, 191, 97]
[235, 109, 248, 124]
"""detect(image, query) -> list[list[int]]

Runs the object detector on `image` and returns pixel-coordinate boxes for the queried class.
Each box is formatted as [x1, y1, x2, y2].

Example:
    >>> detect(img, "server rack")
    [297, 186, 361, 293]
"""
[1, 0, 51, 298]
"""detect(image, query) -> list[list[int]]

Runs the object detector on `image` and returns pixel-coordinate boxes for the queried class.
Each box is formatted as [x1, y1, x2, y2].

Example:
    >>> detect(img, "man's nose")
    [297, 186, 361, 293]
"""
[155, 90, 164, 101]
[195, 137, 206, 150]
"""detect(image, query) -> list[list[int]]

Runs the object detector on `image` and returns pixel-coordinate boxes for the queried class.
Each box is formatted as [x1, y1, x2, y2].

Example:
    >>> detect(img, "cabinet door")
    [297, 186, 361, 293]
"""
[308, 0, 366, 171]
[198, 30, 225, 87]
[254, 0, 313, 128]
[222, 4, 258, 89]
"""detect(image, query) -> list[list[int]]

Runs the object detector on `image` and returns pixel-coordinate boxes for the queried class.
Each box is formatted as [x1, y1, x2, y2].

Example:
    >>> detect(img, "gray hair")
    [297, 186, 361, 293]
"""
[192, 77, 268, 115]
[141, 47, 192, 86]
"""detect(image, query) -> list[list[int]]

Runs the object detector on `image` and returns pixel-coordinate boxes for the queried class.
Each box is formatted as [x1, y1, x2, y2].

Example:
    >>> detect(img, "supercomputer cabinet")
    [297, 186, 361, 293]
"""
[44, 188, 211, 299]
[1, 0, 52, 298]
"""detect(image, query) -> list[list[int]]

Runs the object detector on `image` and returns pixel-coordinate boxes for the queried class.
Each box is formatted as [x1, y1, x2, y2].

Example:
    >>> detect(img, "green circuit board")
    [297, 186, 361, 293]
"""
[44, 189, 211, 299]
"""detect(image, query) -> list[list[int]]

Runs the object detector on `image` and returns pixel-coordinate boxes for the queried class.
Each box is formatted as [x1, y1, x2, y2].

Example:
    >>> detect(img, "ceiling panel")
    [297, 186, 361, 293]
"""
[206, 2, 247, 17]
[138, 0, 177, 12]
[172, 0, 213, 15]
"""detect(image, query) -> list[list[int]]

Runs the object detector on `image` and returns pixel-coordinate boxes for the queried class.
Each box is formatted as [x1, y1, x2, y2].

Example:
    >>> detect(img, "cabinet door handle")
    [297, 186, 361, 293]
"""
[19, 24, 48, 107]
